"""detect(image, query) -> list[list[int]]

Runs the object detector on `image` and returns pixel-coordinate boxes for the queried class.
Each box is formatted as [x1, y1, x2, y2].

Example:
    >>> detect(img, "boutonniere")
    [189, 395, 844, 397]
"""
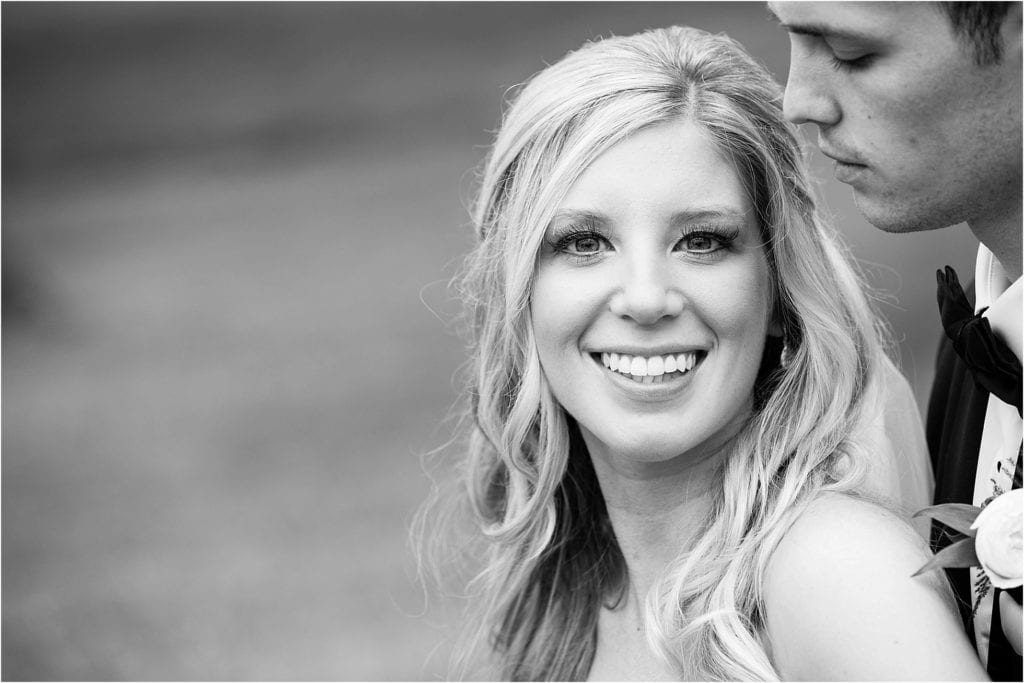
[913, 488, 1023, 591]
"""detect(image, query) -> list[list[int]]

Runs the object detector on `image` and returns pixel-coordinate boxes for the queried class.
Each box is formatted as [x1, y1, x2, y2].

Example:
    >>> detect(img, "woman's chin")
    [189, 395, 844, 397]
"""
[584, 432, 722, 473]
[577, 414, 747, 478]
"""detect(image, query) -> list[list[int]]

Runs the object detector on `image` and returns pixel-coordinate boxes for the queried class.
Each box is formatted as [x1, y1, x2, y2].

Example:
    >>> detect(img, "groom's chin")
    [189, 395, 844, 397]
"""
[851, 190, 955, 235]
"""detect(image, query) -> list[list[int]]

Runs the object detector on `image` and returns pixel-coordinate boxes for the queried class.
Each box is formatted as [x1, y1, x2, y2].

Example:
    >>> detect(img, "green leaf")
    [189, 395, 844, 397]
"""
[913, 503, 981, 537]
[912, 537, 978, 577]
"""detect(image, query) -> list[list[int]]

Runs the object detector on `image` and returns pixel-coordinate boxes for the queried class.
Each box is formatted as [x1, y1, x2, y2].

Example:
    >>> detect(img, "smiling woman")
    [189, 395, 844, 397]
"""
[532, 120, 772, 470]
[418, 25, 985, 681]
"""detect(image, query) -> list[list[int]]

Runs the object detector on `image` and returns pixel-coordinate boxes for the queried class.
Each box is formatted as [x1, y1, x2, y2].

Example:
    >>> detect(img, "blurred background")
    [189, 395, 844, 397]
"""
[2, 2, 980, 680]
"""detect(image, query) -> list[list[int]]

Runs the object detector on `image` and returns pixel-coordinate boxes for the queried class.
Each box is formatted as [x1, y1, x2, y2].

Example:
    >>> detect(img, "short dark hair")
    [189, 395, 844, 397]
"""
[941, 2, 1013, 65]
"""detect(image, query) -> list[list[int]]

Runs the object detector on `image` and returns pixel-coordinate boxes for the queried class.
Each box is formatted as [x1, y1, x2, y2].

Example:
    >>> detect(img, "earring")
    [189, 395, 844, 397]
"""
[779, 339, 794, 369]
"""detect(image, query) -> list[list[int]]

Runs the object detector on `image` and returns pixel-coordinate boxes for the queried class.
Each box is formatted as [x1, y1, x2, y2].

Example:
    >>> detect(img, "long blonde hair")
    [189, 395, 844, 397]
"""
[426, 26, 889, 680]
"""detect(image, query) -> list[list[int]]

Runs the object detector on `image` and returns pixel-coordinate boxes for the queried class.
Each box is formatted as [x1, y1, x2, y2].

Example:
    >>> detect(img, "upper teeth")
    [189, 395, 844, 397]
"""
[600, 352, 698, 377]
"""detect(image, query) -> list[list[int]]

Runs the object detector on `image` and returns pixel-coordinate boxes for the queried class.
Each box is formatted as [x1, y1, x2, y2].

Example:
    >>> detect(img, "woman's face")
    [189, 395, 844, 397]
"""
[531, 118, 774, 470]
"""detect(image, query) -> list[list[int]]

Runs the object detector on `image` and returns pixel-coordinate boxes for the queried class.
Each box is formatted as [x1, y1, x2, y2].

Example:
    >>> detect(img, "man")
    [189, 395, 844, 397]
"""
[769, 2, 1022, 679]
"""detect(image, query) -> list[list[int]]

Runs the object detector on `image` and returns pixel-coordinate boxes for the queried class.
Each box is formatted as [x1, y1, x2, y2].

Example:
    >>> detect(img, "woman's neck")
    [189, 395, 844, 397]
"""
[590, 447, 723, 603]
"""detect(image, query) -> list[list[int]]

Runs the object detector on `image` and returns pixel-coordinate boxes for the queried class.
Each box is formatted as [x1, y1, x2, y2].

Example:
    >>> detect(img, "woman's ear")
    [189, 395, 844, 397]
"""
[767, 295, 786, 338]
[768, 308, 784, 338]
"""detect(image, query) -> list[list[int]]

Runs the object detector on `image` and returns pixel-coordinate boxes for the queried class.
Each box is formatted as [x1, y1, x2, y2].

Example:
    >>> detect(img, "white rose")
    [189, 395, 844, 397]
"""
[971, 488, 1024, 590]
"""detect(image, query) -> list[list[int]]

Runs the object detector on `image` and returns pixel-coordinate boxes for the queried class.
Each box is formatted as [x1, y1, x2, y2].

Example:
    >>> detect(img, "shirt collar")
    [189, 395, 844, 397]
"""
[974, 244, 1007, 311]
[976, 244, 1023, 363]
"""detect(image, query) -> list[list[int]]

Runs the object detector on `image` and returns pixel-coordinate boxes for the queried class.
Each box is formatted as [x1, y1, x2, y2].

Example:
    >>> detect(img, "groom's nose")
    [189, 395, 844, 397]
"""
[782, 52, 842, 128]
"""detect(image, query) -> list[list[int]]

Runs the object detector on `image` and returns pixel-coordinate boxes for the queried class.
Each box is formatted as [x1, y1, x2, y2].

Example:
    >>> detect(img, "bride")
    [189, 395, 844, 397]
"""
[423, 25, 982, 680]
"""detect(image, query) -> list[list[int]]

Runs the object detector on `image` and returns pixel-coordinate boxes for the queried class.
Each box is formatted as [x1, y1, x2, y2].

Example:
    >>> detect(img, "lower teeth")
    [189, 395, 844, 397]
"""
[618, 370, 684, 383]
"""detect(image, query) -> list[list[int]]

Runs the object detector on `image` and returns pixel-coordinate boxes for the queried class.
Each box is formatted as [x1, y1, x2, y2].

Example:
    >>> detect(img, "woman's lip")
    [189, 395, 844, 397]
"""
[585, 346, 707, 356]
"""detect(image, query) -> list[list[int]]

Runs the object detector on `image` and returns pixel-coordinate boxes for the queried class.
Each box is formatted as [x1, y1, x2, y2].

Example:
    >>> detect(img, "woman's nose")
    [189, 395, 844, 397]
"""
[608, 261, 685, 325]
[782, 50, 841, 128]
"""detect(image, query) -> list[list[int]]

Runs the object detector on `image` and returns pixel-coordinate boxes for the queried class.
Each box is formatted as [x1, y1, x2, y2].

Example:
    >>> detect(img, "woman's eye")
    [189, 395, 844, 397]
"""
[679, 233, 721, 253]
[571, 236, 602, 253]
[555, 232, 609, 256]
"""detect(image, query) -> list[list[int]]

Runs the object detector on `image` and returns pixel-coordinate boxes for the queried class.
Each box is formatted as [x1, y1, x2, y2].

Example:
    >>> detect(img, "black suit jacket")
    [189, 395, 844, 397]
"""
[926, 294, 1023, 681]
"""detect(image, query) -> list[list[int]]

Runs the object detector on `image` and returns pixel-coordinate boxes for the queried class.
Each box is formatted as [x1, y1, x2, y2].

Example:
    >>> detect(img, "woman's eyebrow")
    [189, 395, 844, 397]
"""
[547, 207, 749, 228]
[548, 209, 607, 224]
[672, 208, 749, 224]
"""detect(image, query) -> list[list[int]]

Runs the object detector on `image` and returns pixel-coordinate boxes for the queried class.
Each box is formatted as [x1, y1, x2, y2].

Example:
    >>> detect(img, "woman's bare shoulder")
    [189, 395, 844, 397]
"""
[771, 492, 924, 569]
[763, 492, 986, 681]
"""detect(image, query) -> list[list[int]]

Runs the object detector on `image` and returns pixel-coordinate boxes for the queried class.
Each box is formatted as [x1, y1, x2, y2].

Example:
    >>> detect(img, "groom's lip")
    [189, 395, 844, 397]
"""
[832, 160, 866, 183]
[819, 142, 865, 167]
[821, 149, 865, 167]
[821, 146, 868, 184]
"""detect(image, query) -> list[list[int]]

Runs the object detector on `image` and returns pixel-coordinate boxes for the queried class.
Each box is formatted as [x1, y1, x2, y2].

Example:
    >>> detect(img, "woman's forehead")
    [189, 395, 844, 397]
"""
[556, 119, 753, 222]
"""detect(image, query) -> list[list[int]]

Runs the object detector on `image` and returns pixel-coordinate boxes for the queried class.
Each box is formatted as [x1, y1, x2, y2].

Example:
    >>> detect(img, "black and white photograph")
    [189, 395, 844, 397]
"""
[3, 2, 1021, 680]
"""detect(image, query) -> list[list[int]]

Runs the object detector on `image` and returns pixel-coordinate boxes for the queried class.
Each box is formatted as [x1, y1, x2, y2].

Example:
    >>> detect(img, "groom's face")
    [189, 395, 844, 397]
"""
[769, 2, 1021, 235]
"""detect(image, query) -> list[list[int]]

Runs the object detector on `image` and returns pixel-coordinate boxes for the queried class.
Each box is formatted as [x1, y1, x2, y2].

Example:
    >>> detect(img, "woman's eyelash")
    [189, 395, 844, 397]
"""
[677, 226, 739, 251]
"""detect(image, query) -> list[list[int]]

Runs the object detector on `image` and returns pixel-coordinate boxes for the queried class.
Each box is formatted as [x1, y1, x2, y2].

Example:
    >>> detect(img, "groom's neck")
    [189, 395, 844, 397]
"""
[969, 201, 1022, 281]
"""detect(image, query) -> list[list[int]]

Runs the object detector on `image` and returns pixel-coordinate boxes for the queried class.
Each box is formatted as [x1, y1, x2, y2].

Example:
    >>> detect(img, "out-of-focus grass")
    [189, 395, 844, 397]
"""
[2, 3, 978, 680]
